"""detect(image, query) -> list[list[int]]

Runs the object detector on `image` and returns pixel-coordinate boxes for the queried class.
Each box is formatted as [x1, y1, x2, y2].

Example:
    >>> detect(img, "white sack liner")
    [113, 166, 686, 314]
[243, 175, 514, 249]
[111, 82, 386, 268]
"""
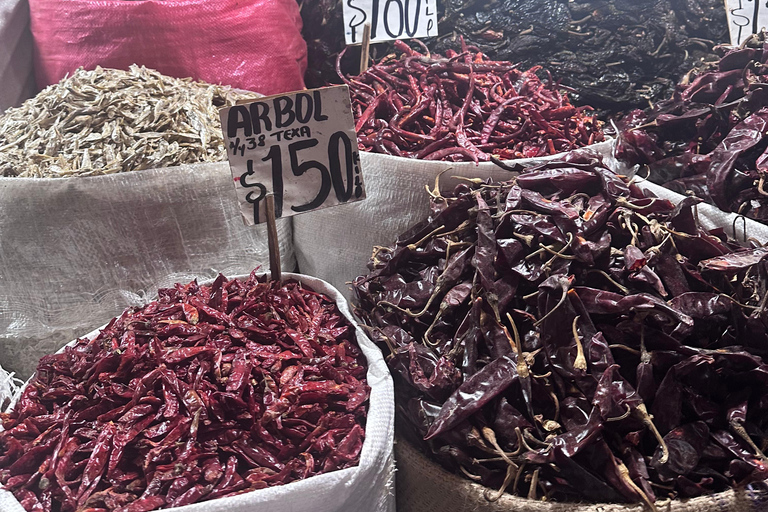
[0, 272, 395, 512]
[0, 162, 295, 378]
[293, 140, 615, 297]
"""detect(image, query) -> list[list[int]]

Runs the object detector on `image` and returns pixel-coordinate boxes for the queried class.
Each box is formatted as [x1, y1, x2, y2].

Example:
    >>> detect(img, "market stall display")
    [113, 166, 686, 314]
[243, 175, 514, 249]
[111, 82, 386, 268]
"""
[28, 0, 306, 96]
[354, 151, 768, 507]
[3, 2, 768, 512]
[0, 66, 259, 177]
[616, 33, 768, 223]
[343, 41, 603, 161]
[302, 0, 725, 115]
[0, 273, 395, 512]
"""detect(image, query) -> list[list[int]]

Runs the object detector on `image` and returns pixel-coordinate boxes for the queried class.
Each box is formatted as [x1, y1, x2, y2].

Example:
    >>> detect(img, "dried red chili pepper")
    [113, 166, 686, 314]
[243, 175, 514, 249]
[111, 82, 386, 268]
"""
[0, 274, 370, 512]
[339, 40, 604, 162]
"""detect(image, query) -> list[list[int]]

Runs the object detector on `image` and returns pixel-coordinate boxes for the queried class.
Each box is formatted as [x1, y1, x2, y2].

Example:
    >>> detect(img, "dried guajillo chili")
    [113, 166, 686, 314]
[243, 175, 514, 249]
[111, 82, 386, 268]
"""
[340, 40, 603, 162]
[354, 151, 768, 508]
[0, 273, 370, 512]
[617, 32, 768, 222]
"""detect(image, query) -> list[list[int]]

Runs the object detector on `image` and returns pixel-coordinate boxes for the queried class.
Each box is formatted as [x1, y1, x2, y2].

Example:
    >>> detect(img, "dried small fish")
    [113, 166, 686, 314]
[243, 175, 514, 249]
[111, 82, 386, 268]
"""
[0, 65, 259, 178]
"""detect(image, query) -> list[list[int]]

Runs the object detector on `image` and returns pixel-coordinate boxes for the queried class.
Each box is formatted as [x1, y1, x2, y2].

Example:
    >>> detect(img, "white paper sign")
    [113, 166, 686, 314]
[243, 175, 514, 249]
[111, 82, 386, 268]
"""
[220, 86, 366, 225]
[344, 0, 438, 45]
[725, 0, 768, 46]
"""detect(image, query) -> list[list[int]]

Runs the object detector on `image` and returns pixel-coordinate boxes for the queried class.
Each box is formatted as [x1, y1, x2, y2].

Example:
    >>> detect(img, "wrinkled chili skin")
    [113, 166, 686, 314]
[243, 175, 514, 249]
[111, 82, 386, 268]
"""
[354, 150, 768, 505]
[0, 274, 370, 512]
[617, 33, 768, 222]
[341, 42, 603, 162]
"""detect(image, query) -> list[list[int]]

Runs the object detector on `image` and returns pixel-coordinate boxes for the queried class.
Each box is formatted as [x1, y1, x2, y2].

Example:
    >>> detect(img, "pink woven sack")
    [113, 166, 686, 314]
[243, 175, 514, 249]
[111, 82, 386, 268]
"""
[28, 0, 306, 95]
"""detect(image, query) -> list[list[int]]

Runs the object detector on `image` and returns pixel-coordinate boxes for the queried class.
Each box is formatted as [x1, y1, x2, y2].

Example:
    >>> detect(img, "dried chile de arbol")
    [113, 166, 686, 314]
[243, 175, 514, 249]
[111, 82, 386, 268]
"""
[340, 40, 603, 162]
[0, 273, 370, 512]
[354, 150, 768, 508]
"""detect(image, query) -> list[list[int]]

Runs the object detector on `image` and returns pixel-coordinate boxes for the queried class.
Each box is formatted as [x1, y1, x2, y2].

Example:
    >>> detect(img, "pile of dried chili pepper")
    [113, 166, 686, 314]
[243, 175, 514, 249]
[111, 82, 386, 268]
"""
[340, 40, 604, 162]
[354, 151, 768, 508]
[617, 32, 768, 222]
[302, 0, 725, 116]
[0, 273, 370, 512]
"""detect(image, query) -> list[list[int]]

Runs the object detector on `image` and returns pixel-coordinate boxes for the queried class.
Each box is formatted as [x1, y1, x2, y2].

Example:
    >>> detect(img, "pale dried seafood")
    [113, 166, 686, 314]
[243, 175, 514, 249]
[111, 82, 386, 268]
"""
[0, 65, 259, 178]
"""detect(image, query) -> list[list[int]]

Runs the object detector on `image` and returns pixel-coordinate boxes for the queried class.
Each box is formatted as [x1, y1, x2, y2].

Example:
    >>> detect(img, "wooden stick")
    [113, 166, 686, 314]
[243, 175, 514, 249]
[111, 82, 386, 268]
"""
[360, 23, 372, 73]
[265, 193, 281, 282]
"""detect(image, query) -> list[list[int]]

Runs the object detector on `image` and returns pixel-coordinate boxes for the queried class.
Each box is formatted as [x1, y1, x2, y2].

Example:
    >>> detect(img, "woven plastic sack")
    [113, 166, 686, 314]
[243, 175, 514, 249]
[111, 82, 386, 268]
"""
[394, 437, 768, 512]
[0, 272, 396, 512]
[0, 0, 35, 112]
[293, 140, 615, 297]
[28, 0, 306, 95]
[0, 162, 295, 379]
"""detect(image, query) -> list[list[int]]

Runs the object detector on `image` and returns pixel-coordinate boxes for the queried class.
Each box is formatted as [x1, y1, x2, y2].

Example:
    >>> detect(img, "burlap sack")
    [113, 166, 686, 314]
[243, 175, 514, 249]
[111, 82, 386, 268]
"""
[395, 437, 768, 512]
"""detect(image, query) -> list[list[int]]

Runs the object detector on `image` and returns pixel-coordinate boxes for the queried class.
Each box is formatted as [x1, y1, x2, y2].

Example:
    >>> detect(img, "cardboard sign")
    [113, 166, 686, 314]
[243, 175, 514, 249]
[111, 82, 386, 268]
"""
[344, 0, 438, 45]
[220, 85, 366, 225]
[725, 0, 768, 46]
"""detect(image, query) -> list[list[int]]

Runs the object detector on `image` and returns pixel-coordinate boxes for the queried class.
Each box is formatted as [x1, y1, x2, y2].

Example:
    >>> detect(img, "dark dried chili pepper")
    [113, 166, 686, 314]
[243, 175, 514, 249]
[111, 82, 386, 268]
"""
[354, 150, 768, 506]
[617, 32, 768, 222]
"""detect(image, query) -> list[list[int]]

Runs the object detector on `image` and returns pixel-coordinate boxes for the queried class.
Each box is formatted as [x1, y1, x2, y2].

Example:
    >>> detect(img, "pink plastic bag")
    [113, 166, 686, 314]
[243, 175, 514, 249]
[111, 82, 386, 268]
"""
[28, 0, 306, 95]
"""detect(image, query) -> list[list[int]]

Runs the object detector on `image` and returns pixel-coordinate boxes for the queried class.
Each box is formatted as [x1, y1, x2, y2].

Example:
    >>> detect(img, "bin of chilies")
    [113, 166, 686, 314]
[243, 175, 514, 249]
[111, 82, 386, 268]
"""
[296, 42, 609, 295]
[353, 152, 768, 509]
[0, 272, 395, 512]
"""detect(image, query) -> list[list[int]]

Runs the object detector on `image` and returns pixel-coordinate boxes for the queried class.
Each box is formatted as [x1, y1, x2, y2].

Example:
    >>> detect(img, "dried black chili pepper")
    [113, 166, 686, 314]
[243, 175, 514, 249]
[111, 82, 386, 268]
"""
[355, 151, 768, 507]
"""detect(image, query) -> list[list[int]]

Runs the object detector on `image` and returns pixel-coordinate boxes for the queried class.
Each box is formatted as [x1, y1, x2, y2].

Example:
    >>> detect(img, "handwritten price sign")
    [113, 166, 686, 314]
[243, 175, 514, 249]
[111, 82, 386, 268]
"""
[725, 0, 768, 46]
[220, 86, 366, 225]
[344, 0, 438, 45]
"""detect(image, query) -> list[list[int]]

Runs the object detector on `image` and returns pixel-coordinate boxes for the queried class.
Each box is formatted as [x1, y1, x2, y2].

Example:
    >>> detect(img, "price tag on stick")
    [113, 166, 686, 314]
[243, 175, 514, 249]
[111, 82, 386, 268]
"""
[344, 0, 438, 45]
[725, 0, 768, 46]
[220, 85, 366, 226]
